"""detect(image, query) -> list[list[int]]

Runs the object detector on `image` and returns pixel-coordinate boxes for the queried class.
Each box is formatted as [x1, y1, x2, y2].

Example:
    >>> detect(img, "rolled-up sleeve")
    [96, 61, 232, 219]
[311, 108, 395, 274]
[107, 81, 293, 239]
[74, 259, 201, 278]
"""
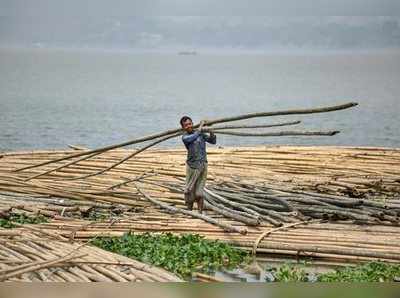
[203, 132, 216, 144]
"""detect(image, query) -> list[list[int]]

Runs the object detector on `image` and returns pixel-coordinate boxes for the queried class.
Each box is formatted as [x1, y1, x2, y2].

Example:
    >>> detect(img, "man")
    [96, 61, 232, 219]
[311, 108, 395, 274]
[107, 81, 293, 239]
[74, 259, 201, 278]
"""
[180, 116, 216, 213]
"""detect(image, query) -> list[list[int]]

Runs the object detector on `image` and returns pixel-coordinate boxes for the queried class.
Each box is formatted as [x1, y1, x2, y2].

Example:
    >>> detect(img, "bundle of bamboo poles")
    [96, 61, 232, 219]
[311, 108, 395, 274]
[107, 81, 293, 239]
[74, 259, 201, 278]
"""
[2, 146, 399, 200]
[13, 102, 357, 181]
[0, 147, 399, 227]
[0, 228, 181, 282]
[0, 180, 400, 265]
[28, 216, 400, 265]
[144, 178, 400, 227]
[1, 143, 400, 264]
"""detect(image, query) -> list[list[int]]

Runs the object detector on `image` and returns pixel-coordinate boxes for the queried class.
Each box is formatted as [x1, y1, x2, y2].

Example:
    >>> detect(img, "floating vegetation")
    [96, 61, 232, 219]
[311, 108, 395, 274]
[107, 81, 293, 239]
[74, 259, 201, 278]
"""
[265, 261, 400, 282]
[91, 232, 250, 278]
[0, 213, 48, 228]
[272, 263, 310, 282]
[317, 262, 400, 282]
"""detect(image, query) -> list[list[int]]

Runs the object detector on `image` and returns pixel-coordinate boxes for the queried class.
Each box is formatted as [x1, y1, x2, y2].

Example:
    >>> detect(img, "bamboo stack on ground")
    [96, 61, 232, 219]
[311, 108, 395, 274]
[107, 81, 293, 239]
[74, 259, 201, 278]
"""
[16, 215, 400, 265]
[0, 146, 399, 265]
[0, 227, 181, 282]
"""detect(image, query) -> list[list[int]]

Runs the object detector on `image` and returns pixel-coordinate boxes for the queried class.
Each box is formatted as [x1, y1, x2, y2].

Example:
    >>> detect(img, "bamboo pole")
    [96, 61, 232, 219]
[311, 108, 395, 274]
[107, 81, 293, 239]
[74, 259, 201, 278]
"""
[208, 120, 301, 130]
[134, 183, 248, 235]
[65, 132, 182, 181]
[15, 102, 357, 172]
[0, 253, 86, 281]
[213, 130, 340, 137]
[252, 220, 319, 255]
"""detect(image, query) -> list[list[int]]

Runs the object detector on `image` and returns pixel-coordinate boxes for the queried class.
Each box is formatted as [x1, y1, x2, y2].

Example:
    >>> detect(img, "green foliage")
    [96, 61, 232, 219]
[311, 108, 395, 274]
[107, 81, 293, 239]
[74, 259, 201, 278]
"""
[270, 261, 400, 282]
[273, 264, 309, 282]
[85, 211, 108, 221]
[0, 213, 48, 228]
[91, 232, 400, 282]
[91, 232, 250, 278]
[317, 262, 400, 282]
[80, 207, 127, 222]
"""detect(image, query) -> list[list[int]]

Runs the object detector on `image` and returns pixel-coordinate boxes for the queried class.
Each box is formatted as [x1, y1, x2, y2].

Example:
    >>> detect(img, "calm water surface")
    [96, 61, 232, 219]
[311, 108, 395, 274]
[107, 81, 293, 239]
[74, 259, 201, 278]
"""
[1, 47, 399, 151]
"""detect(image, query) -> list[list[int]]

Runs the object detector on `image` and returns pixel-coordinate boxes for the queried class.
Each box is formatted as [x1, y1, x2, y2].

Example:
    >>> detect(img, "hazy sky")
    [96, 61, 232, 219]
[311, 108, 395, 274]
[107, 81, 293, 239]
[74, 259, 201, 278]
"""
[1, 0, 400, 16]
[1, 1, 400, 50]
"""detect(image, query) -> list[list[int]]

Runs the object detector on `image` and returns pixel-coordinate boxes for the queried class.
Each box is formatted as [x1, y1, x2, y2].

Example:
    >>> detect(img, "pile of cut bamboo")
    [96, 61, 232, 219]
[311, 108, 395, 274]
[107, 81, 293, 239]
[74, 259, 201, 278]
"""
[24, 215, 400, 265]
[1, 147, 399, 232]
[0, 228, 181, 282]
[0, 145, 399, 266]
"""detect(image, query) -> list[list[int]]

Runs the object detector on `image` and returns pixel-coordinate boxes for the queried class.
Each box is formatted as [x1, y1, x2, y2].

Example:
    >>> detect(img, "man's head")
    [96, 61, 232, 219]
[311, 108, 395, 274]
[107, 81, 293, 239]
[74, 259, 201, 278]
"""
[180, 116, 193, 133]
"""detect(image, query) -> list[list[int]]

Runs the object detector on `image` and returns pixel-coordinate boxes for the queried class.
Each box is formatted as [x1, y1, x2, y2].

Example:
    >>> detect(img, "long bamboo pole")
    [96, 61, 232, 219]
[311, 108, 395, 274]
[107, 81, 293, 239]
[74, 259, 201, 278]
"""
[134, 183, 248, 235]
[23, 151, 104, 181]
[55, 129, 338, 181]
[211, 130, 339, 137]
[209, 120, 301, 130]
[25, 132, 181, 181]
[15, 102, 357, 172]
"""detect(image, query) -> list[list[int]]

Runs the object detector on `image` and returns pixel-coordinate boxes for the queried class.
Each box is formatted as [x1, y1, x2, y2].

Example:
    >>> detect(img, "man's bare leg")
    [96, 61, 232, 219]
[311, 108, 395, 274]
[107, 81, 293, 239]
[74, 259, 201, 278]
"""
[186, 201, 193, 211]
[185, 193, 194, 211]
[197, 196, 204, 214]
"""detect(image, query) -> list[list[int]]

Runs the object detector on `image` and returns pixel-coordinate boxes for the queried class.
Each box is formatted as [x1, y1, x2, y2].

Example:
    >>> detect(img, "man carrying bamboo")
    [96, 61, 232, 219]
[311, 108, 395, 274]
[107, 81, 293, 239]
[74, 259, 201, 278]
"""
[180, 116, 216, 213]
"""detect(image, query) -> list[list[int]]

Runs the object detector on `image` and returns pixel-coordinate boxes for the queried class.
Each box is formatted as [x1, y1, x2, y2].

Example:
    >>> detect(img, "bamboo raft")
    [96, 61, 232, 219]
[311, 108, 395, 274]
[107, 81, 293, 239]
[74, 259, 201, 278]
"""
[0, 227, 181, 282]
[1, 146, 400, 269]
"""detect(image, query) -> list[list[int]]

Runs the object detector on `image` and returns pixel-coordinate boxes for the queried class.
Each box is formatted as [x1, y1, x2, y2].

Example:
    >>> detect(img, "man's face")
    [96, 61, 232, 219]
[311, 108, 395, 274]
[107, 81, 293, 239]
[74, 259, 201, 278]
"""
[182, 119, 193, 133]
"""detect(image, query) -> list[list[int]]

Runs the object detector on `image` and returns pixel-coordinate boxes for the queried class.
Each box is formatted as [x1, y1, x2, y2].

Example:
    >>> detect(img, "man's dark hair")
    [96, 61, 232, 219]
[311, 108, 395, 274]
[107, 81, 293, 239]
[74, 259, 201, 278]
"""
[180, 116, 192, 127]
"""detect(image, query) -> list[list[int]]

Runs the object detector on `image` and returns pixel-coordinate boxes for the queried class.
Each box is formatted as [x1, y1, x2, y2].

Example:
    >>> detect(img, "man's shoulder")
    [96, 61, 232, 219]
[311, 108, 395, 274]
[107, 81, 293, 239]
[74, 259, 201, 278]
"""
[182, 132, 191, 138]
[183, 131, 200, 137]
[181, 133, 187, 143]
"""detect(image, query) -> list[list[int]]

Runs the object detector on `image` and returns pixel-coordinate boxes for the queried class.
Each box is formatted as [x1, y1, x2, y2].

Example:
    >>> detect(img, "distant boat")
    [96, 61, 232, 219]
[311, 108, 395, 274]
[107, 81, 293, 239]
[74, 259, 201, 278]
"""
[33, 42, 44, 48]
[178, 51, 197, 55]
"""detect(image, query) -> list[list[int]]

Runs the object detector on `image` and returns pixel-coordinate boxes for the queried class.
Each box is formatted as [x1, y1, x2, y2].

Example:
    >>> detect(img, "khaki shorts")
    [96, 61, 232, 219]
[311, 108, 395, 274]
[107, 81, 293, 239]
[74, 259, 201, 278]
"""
[184, 162, 208, 206]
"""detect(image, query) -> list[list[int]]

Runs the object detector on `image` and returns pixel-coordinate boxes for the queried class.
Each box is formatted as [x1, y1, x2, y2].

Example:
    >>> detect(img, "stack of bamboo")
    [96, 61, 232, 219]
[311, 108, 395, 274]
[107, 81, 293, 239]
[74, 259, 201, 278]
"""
[0, 228, 181, 282]
[25, 215, 400, 265]
[1, 146, 399, 231]
[0, 145, 399, 265]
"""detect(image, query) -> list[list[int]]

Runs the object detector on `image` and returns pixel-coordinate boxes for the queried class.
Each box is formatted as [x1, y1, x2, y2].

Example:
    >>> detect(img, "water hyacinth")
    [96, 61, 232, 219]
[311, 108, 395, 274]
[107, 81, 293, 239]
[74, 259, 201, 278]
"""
[0, 213, 48, 229]
[91, 232, 250, 278]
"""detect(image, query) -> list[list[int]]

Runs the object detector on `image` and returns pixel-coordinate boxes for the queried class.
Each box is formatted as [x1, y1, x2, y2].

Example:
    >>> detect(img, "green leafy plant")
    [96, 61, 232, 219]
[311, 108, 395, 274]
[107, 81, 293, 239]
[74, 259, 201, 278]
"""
[91, 232, 250, 278]
[85, 211, 109, 221]
[0, 213, 48, 228]
[317, 262, 400, 282]
[273, 264, 309, 282]
[269, 261, 400, 282]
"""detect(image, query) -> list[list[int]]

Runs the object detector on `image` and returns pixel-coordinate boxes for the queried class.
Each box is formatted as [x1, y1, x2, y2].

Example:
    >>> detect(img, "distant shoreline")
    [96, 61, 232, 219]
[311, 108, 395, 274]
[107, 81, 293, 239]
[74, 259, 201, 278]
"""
[1, 45, 400, 56]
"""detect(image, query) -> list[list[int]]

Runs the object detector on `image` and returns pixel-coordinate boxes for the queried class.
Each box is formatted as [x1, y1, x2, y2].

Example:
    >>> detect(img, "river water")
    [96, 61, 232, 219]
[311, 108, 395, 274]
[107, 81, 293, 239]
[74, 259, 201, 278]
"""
[1, 47, 399, 151]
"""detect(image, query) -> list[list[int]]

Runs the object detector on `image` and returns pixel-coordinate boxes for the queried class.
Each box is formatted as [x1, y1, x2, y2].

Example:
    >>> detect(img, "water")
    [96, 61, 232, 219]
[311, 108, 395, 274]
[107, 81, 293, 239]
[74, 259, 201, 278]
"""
[1, 47, 399, 151]
[199, 258, 338, 282]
